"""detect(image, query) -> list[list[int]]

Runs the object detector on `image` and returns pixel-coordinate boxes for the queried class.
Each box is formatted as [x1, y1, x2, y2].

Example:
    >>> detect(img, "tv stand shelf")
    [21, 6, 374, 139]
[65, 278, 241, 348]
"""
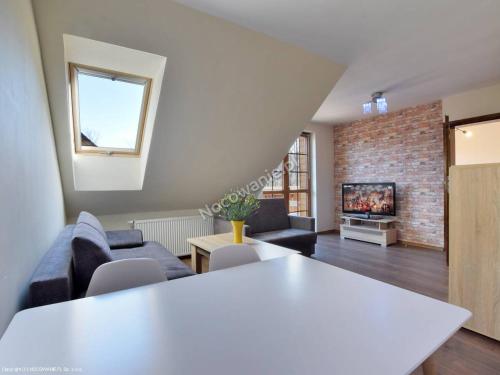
[340, 216, 397, 247]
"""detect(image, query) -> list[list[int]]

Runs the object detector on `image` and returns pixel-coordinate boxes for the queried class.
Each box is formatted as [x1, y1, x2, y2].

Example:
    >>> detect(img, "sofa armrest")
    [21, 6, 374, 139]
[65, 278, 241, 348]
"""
[289, 215, 316, 232]
[106, 230, 143, 249]
[30, 275, 72, 308]
[214, 217, 250, 236]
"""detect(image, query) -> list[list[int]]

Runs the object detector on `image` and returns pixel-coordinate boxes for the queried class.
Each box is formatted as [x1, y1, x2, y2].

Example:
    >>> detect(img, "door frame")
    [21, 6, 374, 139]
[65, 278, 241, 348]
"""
[443, 112, 500, 264]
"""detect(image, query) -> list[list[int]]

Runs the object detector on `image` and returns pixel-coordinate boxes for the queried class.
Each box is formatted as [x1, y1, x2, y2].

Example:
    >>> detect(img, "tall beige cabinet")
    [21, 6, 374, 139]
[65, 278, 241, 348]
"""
[449, 163, 500, 341]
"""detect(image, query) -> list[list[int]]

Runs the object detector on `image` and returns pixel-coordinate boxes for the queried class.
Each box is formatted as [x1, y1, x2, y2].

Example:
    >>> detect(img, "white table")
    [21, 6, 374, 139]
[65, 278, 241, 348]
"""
[0, 256, 470, 375]
[188, 232, 299, 273]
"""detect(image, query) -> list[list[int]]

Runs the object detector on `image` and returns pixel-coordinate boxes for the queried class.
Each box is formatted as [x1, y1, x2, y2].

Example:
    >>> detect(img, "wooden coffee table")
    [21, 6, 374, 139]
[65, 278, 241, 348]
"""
[187, 233, 299, 273]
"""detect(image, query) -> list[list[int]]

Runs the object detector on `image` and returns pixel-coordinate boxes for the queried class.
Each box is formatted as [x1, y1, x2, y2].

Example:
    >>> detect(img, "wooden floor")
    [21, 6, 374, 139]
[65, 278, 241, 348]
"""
[313, 234, 500, 375]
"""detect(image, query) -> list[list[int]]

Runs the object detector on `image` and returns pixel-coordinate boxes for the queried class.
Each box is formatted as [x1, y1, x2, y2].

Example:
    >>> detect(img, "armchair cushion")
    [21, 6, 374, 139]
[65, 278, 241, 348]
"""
[106, 230, 143, 249]
[71, 222, 113, 292]
[251, 228, 317, 257]
[251, 228, 317, 245]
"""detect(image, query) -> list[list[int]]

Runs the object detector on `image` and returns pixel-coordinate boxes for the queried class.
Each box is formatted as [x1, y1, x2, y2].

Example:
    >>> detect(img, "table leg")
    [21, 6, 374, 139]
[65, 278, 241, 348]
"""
[191, 245, 203, 274]
[191, 245, 201, 273]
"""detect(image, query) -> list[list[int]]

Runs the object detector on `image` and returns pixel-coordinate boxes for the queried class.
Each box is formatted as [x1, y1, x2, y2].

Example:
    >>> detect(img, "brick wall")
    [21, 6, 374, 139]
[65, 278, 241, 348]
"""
[333, 101, 444, 248]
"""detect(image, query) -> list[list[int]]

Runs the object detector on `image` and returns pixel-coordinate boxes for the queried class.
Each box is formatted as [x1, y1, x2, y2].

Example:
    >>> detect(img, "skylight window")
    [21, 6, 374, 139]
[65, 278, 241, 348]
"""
[69, 64, 152, 155]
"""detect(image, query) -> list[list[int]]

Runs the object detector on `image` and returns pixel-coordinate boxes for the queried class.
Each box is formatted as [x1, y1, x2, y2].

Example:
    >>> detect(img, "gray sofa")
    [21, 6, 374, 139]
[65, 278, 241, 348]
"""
[28, 211, 195, 308]
[245, 199, 317, 257]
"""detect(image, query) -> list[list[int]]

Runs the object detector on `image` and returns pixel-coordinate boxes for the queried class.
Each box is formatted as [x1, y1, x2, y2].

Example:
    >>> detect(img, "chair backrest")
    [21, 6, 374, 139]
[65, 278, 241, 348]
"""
[86, 258, 167, 297]
[245, 198, 290, 234]
[209, 244, 261, 272]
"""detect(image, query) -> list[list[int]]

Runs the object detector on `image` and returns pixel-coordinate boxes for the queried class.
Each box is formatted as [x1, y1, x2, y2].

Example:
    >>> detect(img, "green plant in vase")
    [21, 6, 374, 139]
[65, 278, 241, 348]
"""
[217, 191, 260, 243]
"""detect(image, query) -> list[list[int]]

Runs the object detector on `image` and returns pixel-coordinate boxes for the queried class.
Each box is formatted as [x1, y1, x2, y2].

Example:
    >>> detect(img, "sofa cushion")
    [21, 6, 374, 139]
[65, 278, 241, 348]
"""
[245, 198, 290, 234]
[77, 211, 107, 241]
[251, 228, 317, 247]
[29, 225, 75, 308]
[106, 230, 143, 249]
[72, 222, 113, 291]
[111, 241, 195, 280]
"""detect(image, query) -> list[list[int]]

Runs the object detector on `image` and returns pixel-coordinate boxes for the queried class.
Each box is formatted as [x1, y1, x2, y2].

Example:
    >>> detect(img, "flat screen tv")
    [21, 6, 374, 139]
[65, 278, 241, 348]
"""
[342, 183, 396, 216]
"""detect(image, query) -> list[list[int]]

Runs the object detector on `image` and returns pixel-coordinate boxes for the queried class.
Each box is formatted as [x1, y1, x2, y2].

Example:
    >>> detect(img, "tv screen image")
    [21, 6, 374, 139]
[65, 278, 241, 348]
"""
[342, 183, 396, 216]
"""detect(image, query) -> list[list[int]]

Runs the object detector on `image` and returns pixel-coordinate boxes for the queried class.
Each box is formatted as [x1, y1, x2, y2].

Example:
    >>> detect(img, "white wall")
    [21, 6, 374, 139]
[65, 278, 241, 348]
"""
[305, 123, 335, 232]
[0, 0, 65, 334]
[455, 121, 500, 165]
[32, 0, 345, 218]
[443, 81, 500, 121]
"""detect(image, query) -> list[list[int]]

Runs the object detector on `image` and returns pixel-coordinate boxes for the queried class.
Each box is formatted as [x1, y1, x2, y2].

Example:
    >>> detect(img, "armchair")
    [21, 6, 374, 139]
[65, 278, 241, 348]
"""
[215, 198, 317, 256]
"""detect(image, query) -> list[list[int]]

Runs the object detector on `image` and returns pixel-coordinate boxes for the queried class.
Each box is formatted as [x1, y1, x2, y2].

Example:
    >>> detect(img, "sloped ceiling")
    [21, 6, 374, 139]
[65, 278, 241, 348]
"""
[32, 0, 345, 217]
[176, 0, 500, 123]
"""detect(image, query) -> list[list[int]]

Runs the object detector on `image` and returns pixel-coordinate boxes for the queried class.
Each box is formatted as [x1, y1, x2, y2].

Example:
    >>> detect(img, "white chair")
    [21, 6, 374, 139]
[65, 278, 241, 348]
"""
[86, 258, 167, 297]
[209, 244, 261, 272]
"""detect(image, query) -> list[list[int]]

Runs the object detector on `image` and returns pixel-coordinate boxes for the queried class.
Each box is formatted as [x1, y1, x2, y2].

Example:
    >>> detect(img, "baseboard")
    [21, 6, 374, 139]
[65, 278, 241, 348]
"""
[398, 240, 443, 252]
[317, 229, 340, 235]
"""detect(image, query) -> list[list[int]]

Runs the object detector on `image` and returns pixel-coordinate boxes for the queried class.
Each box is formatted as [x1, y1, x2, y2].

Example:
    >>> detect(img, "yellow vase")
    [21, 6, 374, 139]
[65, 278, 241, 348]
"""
[231, 220, 244, 244]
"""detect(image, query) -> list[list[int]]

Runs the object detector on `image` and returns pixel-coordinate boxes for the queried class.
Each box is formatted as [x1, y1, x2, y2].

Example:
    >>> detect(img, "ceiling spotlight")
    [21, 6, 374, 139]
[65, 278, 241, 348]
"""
[376, 97, 388, 114]
[362, 91, 388, 115]
[363, 102, 372, 114]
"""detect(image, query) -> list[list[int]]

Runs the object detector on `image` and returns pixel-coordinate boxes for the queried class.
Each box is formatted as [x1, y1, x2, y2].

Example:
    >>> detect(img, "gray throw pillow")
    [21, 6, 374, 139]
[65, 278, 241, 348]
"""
[76, 211, 107, 241]
[71, 222, 112, 291]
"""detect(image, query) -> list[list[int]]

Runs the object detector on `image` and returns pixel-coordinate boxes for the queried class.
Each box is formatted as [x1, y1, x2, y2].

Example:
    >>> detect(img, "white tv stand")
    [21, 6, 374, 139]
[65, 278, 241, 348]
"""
[340, 216, 397, 247]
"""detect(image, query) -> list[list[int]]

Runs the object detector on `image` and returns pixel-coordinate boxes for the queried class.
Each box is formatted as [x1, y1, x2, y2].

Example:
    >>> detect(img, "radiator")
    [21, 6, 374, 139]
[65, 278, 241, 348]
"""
[131, 216, 214, 256]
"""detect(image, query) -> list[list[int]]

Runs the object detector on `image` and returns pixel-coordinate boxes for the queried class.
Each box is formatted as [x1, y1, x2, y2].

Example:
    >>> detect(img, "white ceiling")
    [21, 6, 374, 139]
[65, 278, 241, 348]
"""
[176, 0, 500, 124]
